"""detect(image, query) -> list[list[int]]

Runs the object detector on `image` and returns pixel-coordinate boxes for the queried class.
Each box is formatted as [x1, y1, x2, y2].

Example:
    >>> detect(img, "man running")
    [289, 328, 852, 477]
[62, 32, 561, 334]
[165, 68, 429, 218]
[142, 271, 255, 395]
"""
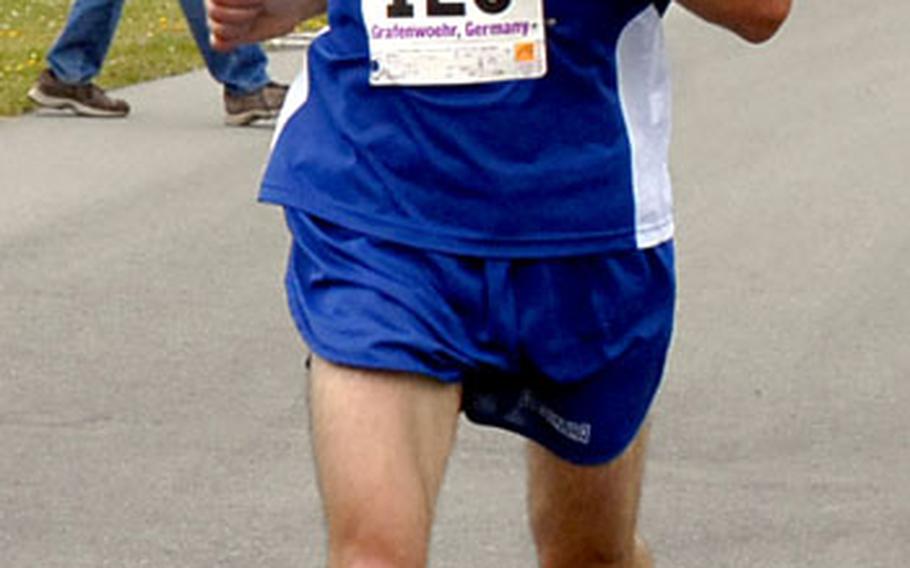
[207, 0, 791, 565]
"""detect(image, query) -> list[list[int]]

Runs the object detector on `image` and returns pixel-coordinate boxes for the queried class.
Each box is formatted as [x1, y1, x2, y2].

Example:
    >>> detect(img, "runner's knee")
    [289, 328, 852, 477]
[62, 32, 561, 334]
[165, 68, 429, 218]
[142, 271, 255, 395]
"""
[329, 514, 430, 568]
[535, 534, 652, 568]
[331, 541, 426, 568]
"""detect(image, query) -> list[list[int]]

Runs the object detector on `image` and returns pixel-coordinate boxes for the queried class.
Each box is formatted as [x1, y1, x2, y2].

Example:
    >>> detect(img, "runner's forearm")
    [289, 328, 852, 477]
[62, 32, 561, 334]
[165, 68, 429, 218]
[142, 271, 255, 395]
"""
[674, 0, 792, 43]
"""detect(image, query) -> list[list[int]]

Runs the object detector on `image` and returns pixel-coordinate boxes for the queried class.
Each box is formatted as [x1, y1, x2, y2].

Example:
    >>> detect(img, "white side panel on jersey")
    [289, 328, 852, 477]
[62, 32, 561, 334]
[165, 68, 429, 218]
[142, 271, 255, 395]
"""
[270, 52, 311, 151]
[616, 5, 674, 249]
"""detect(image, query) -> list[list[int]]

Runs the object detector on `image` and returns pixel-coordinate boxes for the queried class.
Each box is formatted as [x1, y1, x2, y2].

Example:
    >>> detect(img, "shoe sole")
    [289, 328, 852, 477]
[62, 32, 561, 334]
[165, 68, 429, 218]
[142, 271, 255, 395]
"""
[27, 87, 128, 118]
[224, 108, 278, 127]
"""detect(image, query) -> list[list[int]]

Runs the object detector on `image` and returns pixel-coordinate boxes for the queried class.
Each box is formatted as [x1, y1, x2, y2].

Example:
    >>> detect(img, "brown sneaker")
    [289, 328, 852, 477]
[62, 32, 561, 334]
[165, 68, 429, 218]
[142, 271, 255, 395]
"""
[223, 81, 289, 126]
[27, 68, 130, 117]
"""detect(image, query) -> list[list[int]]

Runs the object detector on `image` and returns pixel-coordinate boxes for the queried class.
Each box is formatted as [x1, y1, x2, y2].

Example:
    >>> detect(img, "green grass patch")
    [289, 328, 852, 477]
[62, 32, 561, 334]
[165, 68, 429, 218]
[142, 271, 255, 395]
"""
[0, 0, 326, 117]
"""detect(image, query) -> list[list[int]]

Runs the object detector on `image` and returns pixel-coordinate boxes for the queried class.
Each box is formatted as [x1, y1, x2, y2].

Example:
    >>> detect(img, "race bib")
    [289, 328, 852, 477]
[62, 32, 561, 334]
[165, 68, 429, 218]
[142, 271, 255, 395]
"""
[363, 0, 547, 86]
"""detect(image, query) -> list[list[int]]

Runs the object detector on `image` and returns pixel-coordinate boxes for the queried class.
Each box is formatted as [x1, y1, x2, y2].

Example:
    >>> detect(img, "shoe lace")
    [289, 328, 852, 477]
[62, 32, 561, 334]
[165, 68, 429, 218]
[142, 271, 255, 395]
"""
[76, 83, 107, 102]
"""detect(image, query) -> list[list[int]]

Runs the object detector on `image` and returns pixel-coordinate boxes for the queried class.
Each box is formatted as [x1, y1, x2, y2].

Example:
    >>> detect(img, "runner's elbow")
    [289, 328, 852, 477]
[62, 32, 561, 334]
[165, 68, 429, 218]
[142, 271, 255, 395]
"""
[733, 0, 792, 43]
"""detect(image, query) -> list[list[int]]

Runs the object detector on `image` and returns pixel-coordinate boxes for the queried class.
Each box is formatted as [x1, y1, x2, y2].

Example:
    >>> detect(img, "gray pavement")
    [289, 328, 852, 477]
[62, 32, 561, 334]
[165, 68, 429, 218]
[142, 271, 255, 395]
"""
[1, 3, 908, 566]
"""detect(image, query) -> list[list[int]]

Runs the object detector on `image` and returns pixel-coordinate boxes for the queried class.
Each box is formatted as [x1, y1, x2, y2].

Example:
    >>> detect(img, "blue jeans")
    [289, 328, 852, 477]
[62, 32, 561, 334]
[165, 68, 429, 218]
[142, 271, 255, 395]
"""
[46, 0, 270, 95]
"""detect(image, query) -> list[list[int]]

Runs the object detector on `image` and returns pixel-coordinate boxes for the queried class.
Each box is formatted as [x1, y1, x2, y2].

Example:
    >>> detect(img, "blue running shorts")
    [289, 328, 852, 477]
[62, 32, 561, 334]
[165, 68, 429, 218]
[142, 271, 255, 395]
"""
[283, 208, 676, 465]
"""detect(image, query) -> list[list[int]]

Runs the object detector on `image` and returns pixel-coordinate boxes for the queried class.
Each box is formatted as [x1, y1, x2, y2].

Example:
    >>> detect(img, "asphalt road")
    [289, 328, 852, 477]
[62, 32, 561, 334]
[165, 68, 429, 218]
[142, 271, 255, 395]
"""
[2, 3, 908, 566]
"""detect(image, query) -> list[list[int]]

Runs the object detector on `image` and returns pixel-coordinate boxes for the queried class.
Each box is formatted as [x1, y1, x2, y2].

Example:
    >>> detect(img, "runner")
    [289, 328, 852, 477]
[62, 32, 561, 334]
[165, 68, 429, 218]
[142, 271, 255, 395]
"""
[207, 1, 791, 565]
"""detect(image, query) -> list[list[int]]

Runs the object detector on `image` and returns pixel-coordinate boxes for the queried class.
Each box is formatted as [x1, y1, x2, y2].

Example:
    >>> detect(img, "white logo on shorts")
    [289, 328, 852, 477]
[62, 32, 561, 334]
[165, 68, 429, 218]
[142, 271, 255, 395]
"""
[516, 390, 591, 445]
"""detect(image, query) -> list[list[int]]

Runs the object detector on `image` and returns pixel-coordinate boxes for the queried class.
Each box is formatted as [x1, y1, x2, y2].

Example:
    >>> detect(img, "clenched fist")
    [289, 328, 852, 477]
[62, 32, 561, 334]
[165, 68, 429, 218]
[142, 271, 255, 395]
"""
[207, 0, 327, 51]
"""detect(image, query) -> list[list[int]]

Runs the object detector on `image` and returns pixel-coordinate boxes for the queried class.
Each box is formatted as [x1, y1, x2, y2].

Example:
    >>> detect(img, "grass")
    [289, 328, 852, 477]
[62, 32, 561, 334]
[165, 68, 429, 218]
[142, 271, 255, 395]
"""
[0, 0, 326, 117]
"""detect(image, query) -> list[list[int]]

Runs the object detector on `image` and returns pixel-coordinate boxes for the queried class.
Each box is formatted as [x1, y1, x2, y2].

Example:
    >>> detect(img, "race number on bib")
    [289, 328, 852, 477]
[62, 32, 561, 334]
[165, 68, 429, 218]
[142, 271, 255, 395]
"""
[364, 0, 547, 86]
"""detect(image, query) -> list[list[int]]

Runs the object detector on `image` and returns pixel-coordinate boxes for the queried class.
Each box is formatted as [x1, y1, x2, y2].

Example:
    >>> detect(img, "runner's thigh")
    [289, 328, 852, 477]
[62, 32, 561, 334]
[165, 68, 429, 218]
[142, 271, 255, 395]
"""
[527, 424, 650, 563]
[308, 355, 462, 540]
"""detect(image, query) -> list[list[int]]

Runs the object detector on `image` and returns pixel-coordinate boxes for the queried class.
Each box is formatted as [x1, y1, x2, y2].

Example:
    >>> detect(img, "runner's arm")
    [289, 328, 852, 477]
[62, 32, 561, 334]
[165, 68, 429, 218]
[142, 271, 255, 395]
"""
[208, 0, 327, 52]
[673, 0, 792, 43]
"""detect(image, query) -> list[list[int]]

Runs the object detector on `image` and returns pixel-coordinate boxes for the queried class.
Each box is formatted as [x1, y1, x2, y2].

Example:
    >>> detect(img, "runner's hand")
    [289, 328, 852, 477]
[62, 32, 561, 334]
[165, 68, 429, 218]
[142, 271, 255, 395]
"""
[207, 0, 323, 51]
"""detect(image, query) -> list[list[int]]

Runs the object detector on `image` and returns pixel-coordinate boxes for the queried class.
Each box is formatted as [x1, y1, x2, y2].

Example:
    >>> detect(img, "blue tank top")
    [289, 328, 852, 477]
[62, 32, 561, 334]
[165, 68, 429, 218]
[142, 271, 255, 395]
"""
[262, 0, 674, 256]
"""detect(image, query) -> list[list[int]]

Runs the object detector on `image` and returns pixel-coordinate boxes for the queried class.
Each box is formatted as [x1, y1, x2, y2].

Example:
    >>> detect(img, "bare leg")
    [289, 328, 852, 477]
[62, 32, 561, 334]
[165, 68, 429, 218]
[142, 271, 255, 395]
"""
[527, 424, 654, 568]
[308, 355, 462, 568]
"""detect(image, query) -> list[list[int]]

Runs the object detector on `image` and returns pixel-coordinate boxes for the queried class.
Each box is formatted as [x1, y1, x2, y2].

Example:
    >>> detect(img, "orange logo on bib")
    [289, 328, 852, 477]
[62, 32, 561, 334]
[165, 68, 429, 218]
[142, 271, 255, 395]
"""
[514, 42, 535, 62]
